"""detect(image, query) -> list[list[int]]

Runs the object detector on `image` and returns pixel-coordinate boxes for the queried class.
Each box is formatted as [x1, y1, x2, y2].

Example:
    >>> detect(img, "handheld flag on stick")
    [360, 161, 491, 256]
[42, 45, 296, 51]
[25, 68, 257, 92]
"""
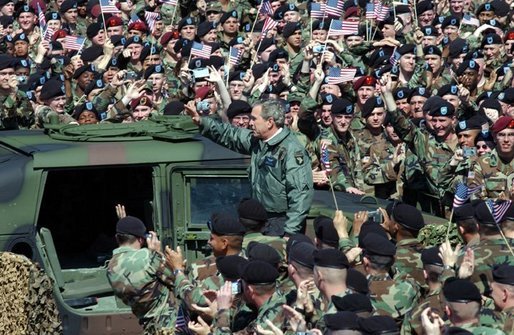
[310, 3, 326, 19]
[160, 0, 177, 5]
[453, 183, 482, 208]
[64, 35, 86, 51]
[366, 3, 376, 19]
[145, 11, 160, 34]
[228, 47, 243, 66]
[486, 199, 514, 256]
[260, 0, 274, 16]
[100, 0, 120, 14]
[321, 141, 339, 210]
[326, 0, 344, 17]
[327, 19, 345, 37]
[43, 27, 55, 42]
[341, 20, 359, 35]
[191, 42, 212, 59]
[374, 0, 389, 21]
[260, 17, 279, 39]
[327, 67, 357, 84]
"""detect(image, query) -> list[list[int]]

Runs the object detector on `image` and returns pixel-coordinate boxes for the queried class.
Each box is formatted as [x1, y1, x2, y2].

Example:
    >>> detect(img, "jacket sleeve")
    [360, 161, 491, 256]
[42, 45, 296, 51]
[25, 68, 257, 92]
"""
[200, 116, 254, 155]
[284, 146, 314, 235]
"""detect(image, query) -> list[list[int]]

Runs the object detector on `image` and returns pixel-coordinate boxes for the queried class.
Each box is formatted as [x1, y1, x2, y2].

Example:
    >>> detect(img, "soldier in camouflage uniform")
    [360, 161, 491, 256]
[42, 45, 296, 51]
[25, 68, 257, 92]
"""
[468, 116, 514, 200]
[35, 78, 76, 127]
[361, 233, 420, 324]
[106, 216, 177, 334]
[490, 265, 514, 335]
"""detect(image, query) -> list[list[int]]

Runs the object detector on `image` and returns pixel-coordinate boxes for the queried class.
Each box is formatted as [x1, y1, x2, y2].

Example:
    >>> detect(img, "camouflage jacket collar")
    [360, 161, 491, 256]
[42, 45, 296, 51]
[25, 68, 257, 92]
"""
[396, 238, 422, 247]
[367, 273, 392, 281]
[112, 245, 139, 255]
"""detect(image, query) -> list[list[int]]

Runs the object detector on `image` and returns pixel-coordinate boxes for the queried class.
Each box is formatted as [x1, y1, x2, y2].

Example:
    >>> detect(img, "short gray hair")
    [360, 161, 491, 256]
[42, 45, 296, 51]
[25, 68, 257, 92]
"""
[257, 100, 285, 128]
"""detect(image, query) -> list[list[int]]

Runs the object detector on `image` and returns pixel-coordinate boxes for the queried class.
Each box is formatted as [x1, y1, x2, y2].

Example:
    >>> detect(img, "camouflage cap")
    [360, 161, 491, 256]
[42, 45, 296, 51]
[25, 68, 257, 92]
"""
[116, 216, 146, 238]
[206, 1, 222, 13]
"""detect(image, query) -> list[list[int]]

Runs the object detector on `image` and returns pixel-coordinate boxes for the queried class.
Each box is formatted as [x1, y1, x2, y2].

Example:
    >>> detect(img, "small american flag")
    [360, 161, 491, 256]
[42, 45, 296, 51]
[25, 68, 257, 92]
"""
[260, 17, 278, 39]
[43, 27, 55, 42]
[462, 14, 480, 27]
[341, 20, 359, 35]
[374, 0, 389, 21]
[64, 35, 86, 51]
[37, 3, 46, 29]
[310, 3, 326, 19]
[129, 13, 143, 25]
[100, 0, 120, 14]
[191, 41, 212, 59]
[366, 3, 376, 19]
[229, 47, 243, 66]
[327, 67, 356, 84]
[145, 11, 160, 33]
[260, 0, 274, 16]
[175, 304, 193, 335]
[453, 183, 482, 208]
[321, 142, 332, 173]
[327, 19, 345, 37]
[160, 0, 177, 5]
[486, 199, 512, 223]
[326, 0, 344, 17]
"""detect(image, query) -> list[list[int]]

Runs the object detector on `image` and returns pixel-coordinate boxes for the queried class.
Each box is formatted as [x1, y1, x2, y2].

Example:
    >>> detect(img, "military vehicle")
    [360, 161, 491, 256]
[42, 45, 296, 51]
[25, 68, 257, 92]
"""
[0, 118, 446, 334]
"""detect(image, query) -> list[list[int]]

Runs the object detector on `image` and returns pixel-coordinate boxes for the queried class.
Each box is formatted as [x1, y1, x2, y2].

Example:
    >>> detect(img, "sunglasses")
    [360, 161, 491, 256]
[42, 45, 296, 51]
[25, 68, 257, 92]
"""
[476, 144, 491, 150]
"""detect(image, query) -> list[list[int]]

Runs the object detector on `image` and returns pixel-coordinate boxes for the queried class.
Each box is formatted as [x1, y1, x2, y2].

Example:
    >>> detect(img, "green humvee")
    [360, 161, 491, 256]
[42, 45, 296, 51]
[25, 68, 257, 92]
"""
[0, 118, 446, 334]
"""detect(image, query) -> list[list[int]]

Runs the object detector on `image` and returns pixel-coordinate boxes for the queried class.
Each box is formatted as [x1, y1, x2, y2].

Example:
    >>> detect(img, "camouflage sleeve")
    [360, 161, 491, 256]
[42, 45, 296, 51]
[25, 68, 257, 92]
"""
[212, 308, 233, 335]
[172, 271, 207, 310]
[200, 116, 254, 155]
[0, 92, 35, 129]
[467, 156, 487, 199]
[338, 236, 357, 253]
[407, 60, 427, 89]
[92, 84, 119, 113]
[297, 96, 321, 141]
[295, 68, 312, 95]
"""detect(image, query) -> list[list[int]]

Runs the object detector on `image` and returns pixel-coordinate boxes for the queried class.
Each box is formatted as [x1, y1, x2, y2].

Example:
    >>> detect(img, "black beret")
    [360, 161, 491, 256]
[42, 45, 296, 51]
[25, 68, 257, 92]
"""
[421, 246, 444, 266]
[437, 83, 459, 97]
[456, 59, 479, 76]
[476, 2, 495, 15]
[475, 130, 495, 143]
[220, 10, 238, 24]
[189, 57, 209, 70]
[474, 200, 497, 226]
[247, 241, 282, 266]
[499, 87, 514, 104]
[409, 87, 431, 100]
[238, 198, 267, 222]
[163, 100, 184, 116]
[239, 260, 279, 285]
[313, 248, 349, 269]
[197, 21, 216, 37]
[443, 277, 482, 302]
[252, 63, 268, 80]
[397, 43, 416, 56]
[312, 19, 330, 31]
[208, 212, 246, 236]
[60, 0, 77, 13]
[73, 101, 99, 120]
[274, 3, 298, 20]
[16, 3, 34, 16]
[427, 99, 455, 117]
[332, 98, 355, 115]
[268, 48, 289, 62]
[73, 64, 96, 79]
[422, 96, 445, 114]
[393, 87, 411, 101]
[392, 203, 425, 231]
[252, 20, 265, 33]
[491, 0, 509, 17]
[116, 216, 146, 238]
[321, 93, 337, 105]
[15, 58, 30, 69]
[362, 233, 396, 257]
[87, 22, 103, 38]
[40, 78, 66, 100]
[144, 64, 164, 79]
[454, 203, 476, 221]
[177, 16, 195, 31]
[13, 32, 29, 43]
[140, 44, 161, 61]
[332, 293, 373, 313]
[216, 255, 248, 280]
[358, 221, 389, 248]
[229, 36, 245, 46]
[456, 115, 487, 133]
[126, 35, 143, 47]
[0, 15, 13, 28]
[228, 70, 246, 82]
[448, 38, 469, 58]
[106, 56, 122, 70]
[314, 215, 339, 247]
[416, 1, 434, 14]
[445, 327, 473, 335]
[81, 45, 103, 62]
[361, 96, 384, 119]
[482, 33, 502, 47]
[347, 268, 369, 294]
[368, 47, 394, 68]
[0, 0, 12, 8]
[424, 45, 442, 57]
[286, 233, 313, 256]
[257, 37, 275, 53]
[441, 15, 460, 29]
[421, 25, 438, 37]
[0, 54, 14, 70]
[358, 316, 399, 334]
[492, 264, 514, 285]
[288, 241, 315, 269]
[282, 22, 301, 39]
[324, 312, 360, 331]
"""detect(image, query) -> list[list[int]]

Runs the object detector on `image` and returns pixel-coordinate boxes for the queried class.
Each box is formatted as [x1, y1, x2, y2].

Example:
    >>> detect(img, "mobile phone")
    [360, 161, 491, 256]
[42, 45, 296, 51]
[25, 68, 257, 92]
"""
[231, 281, 241, 295]
[463, 147, 477, 157]
[192, 67, 209, 80]
[367, 210, 383, 224]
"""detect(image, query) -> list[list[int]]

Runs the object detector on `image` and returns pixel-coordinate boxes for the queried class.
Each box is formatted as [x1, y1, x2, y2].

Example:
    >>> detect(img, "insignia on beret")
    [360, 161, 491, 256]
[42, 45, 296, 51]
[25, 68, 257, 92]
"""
[428, 46, 434, 54]
[150, 46, 156, 53]
[57, 58, 64, 65]
[377, 96, 382, 104]
[485, 3, 491, 10]
[26, 91, 32, 99]
[20, 33, 25, 40]
[156, 64, 162, 72]
[186, 18, 192, 25]
[440, 106, 448, 115]
[231, 10, 237, 17]
[239, 72, 245, 80]
[469, 60, 476, 68]
[487, 36, 493, 44]
[426, 27, 432, 35]
[6, 35, 12, 42]
[120, 37, 126, 45]
[60, 85, 65, 94]
[134, 36, 140, 42]
[20, 60, 27, 67]
[112, 58, 117, 66]
[346, 105, 353, 113]
[442, 36, 449, 44]
[490, 19, 496, 25]
[23, 5, 29, 11]
[140, 96, 147, 105]
[378, 50, 384, 57]
[39, 77, 46, 85]
[272, 63, 279, 71]
[96, 79, 103, 87]
[52, 13, 58, 20]
[499, 92, 505, 99]
[451, 85, 458, 94]
[195, 59, 201, 68]
[450, 18, 456, 25]
[419, 87, 425, 95]
[397, 90, 404, 99]
[438, 17, 444, 24]
[326, 95, 333, 103]
[86, 101, 93, 110]
[237, 36, 244, 44]
[59, 74, 64, 81]
[459, 120, 466, 129]
[391, 65, 399, 74]
[463, 45, 469, 52]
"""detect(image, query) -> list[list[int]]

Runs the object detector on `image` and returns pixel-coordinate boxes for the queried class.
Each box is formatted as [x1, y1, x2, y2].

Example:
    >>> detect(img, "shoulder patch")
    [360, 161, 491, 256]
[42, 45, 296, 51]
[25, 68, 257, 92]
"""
[294, 150, 304, 165]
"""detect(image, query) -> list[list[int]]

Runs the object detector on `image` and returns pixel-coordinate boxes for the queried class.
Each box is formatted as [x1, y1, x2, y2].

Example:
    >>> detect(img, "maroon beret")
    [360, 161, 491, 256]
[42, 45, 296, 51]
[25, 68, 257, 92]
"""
[492, 116, 514, 133]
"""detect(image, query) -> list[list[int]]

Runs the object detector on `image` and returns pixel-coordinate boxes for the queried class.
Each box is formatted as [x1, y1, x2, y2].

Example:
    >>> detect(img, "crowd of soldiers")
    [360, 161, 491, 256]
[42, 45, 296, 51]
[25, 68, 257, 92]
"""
[1, 0, 514, 333]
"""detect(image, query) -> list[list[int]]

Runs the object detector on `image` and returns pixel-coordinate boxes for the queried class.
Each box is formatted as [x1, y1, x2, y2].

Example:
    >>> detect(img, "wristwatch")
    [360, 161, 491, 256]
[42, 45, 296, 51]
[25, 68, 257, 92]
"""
[173, 269, 184, 276]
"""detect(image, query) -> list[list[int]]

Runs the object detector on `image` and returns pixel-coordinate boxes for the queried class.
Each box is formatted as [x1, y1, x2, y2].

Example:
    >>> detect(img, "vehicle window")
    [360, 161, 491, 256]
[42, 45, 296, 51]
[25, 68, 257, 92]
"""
[37, 166, 154, 269]
[189, 176, 251, 225]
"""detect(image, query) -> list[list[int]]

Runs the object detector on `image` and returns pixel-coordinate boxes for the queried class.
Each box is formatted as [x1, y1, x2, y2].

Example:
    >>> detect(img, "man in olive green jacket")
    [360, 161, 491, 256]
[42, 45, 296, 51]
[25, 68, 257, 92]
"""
[186, 99, 313, 236]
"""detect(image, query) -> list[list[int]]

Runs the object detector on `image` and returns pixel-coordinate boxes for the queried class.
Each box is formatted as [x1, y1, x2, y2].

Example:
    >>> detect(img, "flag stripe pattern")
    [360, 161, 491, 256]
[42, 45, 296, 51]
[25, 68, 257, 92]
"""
[321, 142, 332, 172]
[327, 19, 345, 37]
[191, 42, 212, 59]
[487, 199, 512, 223]
[260, 17, 278, 39]
[341, 20, 359, 35]
[64, 36, 86, 51]
[100, 0, 120, 14]
[327, 67, 357, 84]
[160, 0, 177, 5]
[43, 27, 55, 42]
[38, 3, 46, 28]
[374, 0, 389, 21]
[326, 0, 344, 17]
[310, 3, 326, 18]
[229, 47, 243, 66]
[453, 183, 482, 208]
[260, 0, 274, 16]
[366, 3, 376, 19]
[145, 11, 160, 33]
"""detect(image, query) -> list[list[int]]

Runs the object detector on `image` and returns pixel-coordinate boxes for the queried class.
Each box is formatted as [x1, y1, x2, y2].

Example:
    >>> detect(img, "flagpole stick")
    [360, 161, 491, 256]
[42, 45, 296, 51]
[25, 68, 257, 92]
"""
[100, 7, 108, 36]
[445, 208, 455, 241]
[249, 1, 264, 36]
[371, 25, 379, 41]
[326, 174, 339, 211]
[498, 226, 514, 256]
[413, 0, 418, 29]
[170, 2, 179, 26]
[252, 38, 264, 66]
